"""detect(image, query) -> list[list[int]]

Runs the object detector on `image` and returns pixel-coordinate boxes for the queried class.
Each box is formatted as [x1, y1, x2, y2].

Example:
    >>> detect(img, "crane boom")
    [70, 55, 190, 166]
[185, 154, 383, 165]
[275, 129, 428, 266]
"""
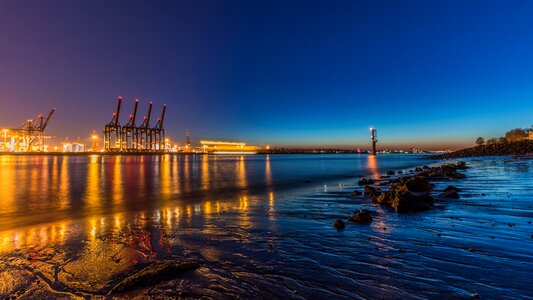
[131, 99, 138, 126]
[42, 108, 55, 131]
[159, 105, 166, 129]
[114, 96, 122, 127]
[144, 102, 152, 128]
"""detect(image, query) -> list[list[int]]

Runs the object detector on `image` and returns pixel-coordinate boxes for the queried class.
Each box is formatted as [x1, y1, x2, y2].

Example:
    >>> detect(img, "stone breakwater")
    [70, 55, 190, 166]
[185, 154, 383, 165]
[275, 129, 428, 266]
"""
[334, 161, 468, 228]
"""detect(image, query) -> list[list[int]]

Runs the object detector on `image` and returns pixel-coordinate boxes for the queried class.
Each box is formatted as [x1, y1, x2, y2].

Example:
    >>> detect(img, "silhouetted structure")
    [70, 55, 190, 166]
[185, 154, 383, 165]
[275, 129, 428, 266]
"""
[2, 108, 55, 152]
[103, 97, 166, 152]
[370, 128, 378, 155]
[184, 128, 192, 152]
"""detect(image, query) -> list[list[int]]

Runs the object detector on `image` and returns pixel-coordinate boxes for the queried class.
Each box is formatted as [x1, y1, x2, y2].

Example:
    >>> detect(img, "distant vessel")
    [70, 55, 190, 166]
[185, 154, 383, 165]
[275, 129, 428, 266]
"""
[200, 140, 263, 154]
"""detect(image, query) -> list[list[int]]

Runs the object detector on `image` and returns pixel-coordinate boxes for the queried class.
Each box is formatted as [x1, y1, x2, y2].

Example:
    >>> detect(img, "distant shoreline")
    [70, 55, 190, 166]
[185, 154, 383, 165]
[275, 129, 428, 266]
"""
[432, 140, 533, 159]
[0, 151, 429, 156]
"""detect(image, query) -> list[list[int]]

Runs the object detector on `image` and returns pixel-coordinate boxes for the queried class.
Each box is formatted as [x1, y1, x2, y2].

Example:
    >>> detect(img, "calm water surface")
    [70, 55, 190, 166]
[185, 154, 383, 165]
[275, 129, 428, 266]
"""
[0, 154, 532, 299]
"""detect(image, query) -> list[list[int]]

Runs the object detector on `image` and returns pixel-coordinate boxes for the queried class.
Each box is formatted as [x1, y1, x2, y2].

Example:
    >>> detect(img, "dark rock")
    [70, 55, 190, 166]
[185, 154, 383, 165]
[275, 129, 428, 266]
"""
[110, 261, 200, 294]
[468, 247, 477, 252]
[386, 170, 395, 175]
[364, 185, 379, 195]
[348, 209, 373, 224]
[452, 172, 467, 179]
[380, 175, 390, 179]
[397, 170, 403, 174]
[358, 178, 374, 185]
[444, 185, 461, 192]
[351, 190, 362, 196]
[456, 161, 467, 169]
[422, 166, 429, 169]
[416, 172, 430, 179]
[415, 167, 423, 172]
[333, 219, 345, 229]
[391, 191, 434, 213]
[438, 190, 460, 199]
[374, 190, 396, 206]
[370, 190, 382, 199]
[404, 177, 433, 192]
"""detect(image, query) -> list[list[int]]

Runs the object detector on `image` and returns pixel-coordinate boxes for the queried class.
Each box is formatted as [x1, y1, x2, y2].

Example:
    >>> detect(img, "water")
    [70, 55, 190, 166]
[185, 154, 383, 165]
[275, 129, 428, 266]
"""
[0, 154, 532, 299]
[0, 154, 422, 230]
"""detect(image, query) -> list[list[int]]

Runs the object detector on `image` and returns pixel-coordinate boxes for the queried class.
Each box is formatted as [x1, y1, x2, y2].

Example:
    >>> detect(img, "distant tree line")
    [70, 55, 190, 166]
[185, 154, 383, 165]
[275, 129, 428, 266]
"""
[475, 127, 532, 146]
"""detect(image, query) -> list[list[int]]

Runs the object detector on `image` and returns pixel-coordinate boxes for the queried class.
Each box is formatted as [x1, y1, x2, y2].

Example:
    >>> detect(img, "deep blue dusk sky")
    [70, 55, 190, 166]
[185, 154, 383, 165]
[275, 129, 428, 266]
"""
[0, 0, 532, 149]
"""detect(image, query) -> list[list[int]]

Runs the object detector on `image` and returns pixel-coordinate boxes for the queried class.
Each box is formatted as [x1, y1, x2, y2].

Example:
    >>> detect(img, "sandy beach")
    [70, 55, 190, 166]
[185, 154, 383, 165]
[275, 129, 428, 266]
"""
[0, 154, 531, 298]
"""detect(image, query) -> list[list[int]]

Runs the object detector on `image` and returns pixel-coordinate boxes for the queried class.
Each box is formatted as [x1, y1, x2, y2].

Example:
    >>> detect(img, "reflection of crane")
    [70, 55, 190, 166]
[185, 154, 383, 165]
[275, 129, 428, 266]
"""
[6, 108, 56, 152]
[370, 127, 378, 155]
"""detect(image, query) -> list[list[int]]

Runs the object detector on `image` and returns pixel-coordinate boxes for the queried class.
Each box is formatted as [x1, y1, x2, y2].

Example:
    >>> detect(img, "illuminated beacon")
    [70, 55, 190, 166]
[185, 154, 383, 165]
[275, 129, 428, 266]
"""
[370, 127, 378, 155]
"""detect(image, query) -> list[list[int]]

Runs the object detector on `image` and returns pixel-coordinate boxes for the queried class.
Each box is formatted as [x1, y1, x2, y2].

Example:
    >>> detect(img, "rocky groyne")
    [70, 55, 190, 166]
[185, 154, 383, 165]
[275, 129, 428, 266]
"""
[335, 161, 468, 227]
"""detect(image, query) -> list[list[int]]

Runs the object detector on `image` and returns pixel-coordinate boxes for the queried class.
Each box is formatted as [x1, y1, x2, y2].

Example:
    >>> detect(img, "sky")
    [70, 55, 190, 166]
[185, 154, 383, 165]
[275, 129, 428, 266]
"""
[0, 0, 532, 150]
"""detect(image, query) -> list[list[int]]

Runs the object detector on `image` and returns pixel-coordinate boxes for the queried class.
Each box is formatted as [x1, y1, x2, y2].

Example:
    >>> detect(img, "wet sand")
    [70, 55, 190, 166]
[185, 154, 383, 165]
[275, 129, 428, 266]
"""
[0, 155, 532, 298]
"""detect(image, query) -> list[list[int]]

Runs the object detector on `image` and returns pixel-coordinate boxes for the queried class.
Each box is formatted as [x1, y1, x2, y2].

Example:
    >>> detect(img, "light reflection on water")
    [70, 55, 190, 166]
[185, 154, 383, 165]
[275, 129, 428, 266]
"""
[0, 154, 440, 296]
[0, 154, 426, 249]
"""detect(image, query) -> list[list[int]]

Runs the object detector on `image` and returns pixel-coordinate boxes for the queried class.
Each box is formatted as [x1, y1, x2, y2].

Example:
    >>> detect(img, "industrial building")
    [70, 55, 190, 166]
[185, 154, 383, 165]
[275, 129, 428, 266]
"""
[62, 138, 86, 153]
[1, 109, 55, 152]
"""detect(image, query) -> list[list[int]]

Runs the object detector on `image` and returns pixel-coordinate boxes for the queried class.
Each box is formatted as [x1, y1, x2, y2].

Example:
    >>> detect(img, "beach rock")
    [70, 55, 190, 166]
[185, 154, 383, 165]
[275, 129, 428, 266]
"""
[444, 185, 461, 192]
[422, 166, 429, 169]
[348, 210, 373, 223]
[438, 190, 460, 199]
[404, 177, 433, 192]
[397, 170, 403, 174]
[333, 220, 345, 229]
[415, 167, 423, 172]
[110, 261, 200, 294]
[391, 191, 434, 213]
[351, 190, 362, 196]
[456, 161, 467, 169]
[374, 191, 396, 206]
[386, 170, 395, 175]
[358, 178, 374, 185]
[364, 185, 379, 195]
[452, 172, 466, 179]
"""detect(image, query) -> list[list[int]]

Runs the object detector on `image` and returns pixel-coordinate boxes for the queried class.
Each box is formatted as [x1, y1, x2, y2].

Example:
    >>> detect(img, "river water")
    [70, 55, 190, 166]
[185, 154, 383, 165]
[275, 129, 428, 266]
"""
[0, 154, 532, 299]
